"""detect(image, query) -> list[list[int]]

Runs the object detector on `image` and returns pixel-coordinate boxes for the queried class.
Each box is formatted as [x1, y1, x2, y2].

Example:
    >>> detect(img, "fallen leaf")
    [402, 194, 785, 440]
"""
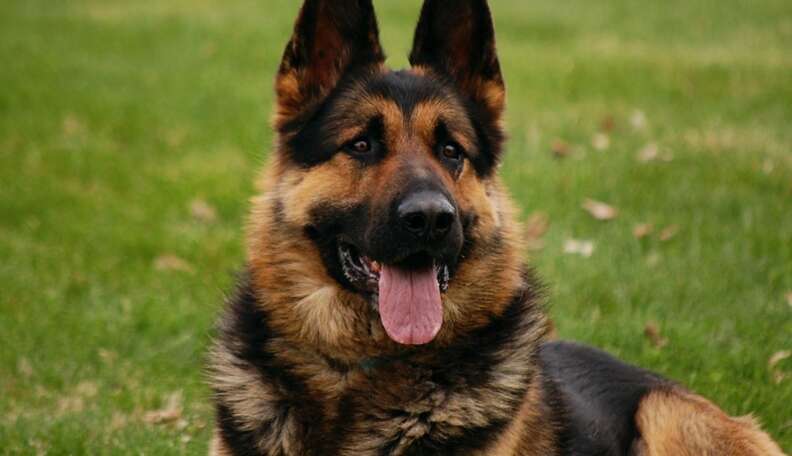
[769, 350, 790, 385]
[644, 321, 669, 348]
[600, 115, 616, 133]
[633, 223, 654, 239]
[637, 143, 659, 162]
[551, 139, 571, 159]
[630, 110, 647, 130]
[769, 350, 791, 369]
[154, 255, 194, 274]
[786, 292, 792, 309]
[592, 133, 610, 151]
[144, 391, 183, 425]
[583, 199, 619, 221]
[190, 198, 217, 223]
[564, 239, 595, 258]
[659, 225, 680, 242]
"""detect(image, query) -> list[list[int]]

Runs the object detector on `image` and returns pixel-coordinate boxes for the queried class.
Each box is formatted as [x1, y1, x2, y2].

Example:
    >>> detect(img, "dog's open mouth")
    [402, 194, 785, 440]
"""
[338, 242, 450, 345]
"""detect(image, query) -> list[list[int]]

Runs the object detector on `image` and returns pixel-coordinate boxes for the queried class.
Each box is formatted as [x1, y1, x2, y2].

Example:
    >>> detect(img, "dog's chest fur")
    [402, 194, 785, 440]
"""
[210, 274, 550, 456]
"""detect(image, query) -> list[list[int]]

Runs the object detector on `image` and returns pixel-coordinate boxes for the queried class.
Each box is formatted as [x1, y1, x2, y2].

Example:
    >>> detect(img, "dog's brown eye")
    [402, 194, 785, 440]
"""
[349, 139, 371, 154]
[442, 143, 462, 160]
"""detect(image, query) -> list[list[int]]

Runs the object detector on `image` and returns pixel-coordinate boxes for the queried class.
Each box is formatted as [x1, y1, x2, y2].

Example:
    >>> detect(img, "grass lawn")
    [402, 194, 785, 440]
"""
[1, 0, 791, 453]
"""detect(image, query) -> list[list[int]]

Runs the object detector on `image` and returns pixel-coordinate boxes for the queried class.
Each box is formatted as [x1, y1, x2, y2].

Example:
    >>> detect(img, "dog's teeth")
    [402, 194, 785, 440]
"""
[437, 265, 450, 293]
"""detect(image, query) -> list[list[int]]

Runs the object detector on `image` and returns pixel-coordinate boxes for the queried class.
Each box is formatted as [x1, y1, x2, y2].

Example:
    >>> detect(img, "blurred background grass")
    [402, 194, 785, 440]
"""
[1, 0, 791, 453]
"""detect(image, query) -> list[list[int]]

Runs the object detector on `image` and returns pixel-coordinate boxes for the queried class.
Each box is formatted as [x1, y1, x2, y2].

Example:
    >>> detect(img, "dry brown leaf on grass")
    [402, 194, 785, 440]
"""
[190, 198, 217, 223]
[154, 255, 194, 274]
[633, 223, 654, 239]
[592, 133, 610, 151]
[551, 139, 572, 159]
[644, 322, 669, 349]
[524, 212, 550, 251]
[630, 110, 647, 131]
[564, 239, 595, 258]
[785, 292, 792, 309]
[769, 350, 791, 369]
[659, 225, 680, 242]
[144, 391, 183, 425]
[769, 350, 791, 385]
[637, 143, 659, 162]
[583, 199, 619, 221]
[600, 115, 616, 133]
[637, 143, 674, 163]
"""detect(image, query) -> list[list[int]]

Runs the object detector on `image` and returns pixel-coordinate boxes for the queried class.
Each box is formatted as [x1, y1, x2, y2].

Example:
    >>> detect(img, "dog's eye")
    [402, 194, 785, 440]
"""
[441, 142, 463, 161]
[346, 138, 372, 155]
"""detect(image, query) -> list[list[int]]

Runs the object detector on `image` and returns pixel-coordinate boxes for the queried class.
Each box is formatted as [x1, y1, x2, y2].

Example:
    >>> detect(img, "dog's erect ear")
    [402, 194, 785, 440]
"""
[275, 0, 385, 127]
[409, 0, 505, 117]
[410, 0, 505, 175]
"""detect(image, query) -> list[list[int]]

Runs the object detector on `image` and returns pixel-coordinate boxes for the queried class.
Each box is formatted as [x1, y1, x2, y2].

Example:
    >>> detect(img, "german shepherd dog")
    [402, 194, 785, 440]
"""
[209, 1, 786, 454]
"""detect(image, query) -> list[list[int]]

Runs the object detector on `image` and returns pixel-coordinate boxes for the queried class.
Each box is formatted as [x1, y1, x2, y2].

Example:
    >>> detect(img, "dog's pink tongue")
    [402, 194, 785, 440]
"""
[378, 264, 442, 345]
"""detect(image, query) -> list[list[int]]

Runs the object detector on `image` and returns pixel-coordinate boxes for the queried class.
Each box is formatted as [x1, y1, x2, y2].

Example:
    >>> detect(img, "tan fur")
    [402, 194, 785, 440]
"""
[410, 98, 477, 153]
[210, 429, 233, 456]
[634, 388, 787, 456]
[483, 374, 558, 455]
[411, 65, 505, 123]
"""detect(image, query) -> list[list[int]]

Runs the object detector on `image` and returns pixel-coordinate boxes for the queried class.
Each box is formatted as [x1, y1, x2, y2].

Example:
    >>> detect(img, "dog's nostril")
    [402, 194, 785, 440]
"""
[434, 212, 453, 234]
[404, 212, 429, 234]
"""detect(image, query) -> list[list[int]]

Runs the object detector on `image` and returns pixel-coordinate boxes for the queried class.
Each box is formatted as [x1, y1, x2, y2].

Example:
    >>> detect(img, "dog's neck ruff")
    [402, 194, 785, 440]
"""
[210, 269, 548, 455]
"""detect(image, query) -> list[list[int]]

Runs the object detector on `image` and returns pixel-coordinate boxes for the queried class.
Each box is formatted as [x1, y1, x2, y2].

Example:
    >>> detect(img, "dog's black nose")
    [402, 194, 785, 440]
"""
[398, 191, 457, 241]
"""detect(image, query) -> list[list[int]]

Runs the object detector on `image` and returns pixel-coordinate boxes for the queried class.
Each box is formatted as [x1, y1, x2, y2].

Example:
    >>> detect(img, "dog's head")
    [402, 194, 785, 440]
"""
[250, 0, 525, 352]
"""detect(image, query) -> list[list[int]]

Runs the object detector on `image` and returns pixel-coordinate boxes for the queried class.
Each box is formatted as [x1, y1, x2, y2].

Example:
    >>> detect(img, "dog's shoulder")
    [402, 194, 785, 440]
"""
[539, 341, 667, 455]
[539, 341, 787, 456]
